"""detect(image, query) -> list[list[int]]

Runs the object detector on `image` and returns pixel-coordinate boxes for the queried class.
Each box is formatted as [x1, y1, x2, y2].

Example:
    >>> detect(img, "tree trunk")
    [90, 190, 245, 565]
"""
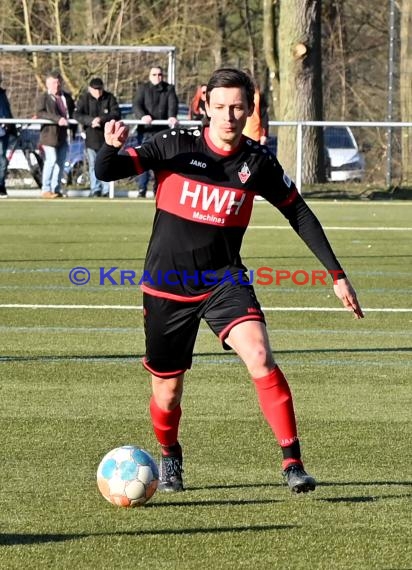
[400, 0, 412, 185]
[276, 0, 325, 185]
[263, 0, 280, 119]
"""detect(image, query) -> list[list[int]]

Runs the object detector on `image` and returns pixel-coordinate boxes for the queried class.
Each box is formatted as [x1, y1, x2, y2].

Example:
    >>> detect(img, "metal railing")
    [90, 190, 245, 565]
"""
[3, 118, 412, 197]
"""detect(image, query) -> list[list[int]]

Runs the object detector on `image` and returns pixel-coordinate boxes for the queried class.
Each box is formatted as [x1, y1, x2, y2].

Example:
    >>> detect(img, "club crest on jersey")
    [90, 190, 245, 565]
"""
[238, 162, 251, 184]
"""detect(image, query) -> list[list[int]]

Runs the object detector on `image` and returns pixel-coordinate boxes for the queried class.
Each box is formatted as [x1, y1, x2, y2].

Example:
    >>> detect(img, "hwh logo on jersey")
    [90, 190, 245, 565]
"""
[179, 180, 246, 215]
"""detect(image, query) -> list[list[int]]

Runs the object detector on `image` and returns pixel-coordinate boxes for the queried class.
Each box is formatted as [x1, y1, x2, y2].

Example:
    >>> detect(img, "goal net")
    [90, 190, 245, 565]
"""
[0, 44, 176, 119]
[1, 44, 177, 192]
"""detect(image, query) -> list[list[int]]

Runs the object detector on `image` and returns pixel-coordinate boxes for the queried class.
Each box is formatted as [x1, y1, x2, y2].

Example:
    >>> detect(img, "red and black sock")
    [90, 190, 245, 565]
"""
[252, 366, 303, 470]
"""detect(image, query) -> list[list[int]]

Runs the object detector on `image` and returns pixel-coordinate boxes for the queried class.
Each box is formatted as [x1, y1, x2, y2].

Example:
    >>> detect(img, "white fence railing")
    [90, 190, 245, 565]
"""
[3, 118, 412, 197]
[267, 120, 412, 190]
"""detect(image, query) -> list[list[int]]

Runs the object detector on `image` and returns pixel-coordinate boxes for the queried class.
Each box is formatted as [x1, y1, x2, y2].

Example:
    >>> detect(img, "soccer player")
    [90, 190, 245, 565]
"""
[95, 68, 364, 494]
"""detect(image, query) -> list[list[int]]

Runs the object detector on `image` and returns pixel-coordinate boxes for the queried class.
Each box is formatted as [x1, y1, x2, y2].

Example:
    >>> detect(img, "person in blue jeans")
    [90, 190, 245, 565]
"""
[74, 78, 120, 197]
[36, 70, 75, 198]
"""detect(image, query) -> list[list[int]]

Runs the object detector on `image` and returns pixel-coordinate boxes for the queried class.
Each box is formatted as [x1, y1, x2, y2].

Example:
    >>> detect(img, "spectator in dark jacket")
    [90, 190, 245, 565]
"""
[74, 78, 120, 197]
[133, 66, 178, 197]
[0, 72, 15, 198]
[36, 70, 75, 198]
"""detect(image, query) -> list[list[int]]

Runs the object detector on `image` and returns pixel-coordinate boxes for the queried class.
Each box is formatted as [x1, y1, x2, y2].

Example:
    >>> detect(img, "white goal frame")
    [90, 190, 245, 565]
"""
[0, 44, 177, 198]
[0, 44, 177, 85]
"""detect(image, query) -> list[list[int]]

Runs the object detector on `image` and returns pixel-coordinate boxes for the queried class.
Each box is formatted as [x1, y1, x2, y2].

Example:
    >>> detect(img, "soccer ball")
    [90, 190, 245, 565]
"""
[97, 445, 159, 507]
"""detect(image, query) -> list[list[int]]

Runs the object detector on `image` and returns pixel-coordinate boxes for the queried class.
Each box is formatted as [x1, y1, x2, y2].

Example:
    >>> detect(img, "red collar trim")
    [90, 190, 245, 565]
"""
[203, 127, 245, 156]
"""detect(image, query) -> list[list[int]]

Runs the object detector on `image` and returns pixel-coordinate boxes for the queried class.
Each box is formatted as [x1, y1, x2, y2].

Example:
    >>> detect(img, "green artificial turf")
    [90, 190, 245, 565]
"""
[0, 199, 410, 569]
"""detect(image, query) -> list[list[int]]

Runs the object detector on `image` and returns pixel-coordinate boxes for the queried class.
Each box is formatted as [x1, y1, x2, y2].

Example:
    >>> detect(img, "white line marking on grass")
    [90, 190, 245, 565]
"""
[248, 226, 412, 231]
[261, 307, 412, 313]
[1, 304, 411, 313]
[2, 326, 411, 337]
[0, 304, 139, 310]
[262, 307, 412, 313]
[257, 200, 412, 206]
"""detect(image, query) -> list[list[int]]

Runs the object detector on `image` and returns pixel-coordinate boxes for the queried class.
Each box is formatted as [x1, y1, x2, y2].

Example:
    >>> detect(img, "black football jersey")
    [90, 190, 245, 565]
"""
[96, 127, 344, 298]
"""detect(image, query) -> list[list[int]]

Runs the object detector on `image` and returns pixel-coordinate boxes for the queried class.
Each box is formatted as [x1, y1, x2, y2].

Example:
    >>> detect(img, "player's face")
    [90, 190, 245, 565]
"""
[206, 87, 252, 149]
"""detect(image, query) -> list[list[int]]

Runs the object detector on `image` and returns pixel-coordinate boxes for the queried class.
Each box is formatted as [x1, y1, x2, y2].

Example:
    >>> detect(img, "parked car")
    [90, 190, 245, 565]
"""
[119, 102, 191, 125]
[324, 126, 365, 182]
[63, 103, 142, 186]
[62, 131, 88, 186]
[177, 103, 190, 120]
[7, 103, 189, 187]
[7, 105, 137, 188]
[267, 126, 365, 182]
[63, 103, 141, 186]
[6, 125, 43, 187]
[6, 123, 85, 187]
[119, 102, 133, 119]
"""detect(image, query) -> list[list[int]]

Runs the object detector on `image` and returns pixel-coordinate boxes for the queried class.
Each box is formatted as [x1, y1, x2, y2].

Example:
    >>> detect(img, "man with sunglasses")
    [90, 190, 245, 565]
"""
[133, 66, 179, 197]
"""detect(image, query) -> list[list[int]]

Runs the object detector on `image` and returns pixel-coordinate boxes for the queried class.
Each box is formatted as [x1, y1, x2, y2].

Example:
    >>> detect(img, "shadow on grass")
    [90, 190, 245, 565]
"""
[1, 345, 411, 364]
[211, 347, 412, 355]
[194, 347, 412, 359]
[319, 496, 378, 503]
[190, 481, 412, 492]
[4, 256, 147, 263]
[0, 354, 144, 363]
[4, 253, 412, 265]
[186, 482, 411, 506]
[0, 523, 295, 546]
[320, 481, 412, 487]
[147, 497, 280, 508]
[243, 254, 412, 260]
[299, 185, 412, 201]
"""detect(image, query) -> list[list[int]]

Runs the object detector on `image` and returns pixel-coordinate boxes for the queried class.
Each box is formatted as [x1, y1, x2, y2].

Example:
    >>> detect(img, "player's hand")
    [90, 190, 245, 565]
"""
[333, 277, 364, 319]
[104, 120, 129, 148]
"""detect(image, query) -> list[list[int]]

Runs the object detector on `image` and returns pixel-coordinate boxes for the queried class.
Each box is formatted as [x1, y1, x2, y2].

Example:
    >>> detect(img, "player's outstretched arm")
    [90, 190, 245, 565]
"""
[333, 277, 364, 319]
[104, 120, 129, 148]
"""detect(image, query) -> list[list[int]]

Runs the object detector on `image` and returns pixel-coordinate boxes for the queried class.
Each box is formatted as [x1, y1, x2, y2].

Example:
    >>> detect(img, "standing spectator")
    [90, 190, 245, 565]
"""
[189, 84, 207, 121]
[133, 66, 178, 197]
[36, 70, 75, 199]
[0, 72, 15, 198]
[74, 78, 120, 197]
[242, 68, 269, 145]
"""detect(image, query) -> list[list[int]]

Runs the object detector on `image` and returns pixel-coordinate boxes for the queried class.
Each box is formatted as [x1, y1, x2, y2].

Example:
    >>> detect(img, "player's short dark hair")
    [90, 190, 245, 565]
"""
[206, 68, 255, 109]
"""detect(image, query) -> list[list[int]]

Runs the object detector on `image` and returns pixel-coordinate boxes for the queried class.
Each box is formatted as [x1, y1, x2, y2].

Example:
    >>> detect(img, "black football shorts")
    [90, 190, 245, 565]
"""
[142, 282, 265, 378]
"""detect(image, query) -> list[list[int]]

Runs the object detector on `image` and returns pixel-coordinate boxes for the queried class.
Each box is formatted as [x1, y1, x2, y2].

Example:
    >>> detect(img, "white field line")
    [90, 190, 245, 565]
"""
[248, 226, 412, 231]
[0, 304, 411, 313]
[278, 201, 412, 206]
